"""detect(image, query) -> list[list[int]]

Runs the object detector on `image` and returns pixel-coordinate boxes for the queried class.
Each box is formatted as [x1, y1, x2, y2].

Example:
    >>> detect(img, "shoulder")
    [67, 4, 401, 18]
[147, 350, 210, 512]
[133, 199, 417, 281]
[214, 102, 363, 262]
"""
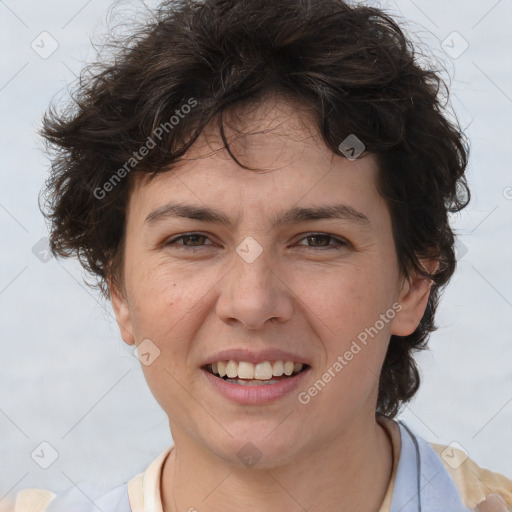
[13, 489, 55, 512]
[14, 481, 130, 512]
[430, 442, 512, 510]
[12, 445, 172, 512]
[388, 419, 511, 511]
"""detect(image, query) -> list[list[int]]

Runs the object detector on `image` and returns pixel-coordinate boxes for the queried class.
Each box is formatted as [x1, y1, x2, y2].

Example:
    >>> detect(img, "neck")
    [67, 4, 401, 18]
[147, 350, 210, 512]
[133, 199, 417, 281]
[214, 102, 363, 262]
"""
[161, 415, 394, 512]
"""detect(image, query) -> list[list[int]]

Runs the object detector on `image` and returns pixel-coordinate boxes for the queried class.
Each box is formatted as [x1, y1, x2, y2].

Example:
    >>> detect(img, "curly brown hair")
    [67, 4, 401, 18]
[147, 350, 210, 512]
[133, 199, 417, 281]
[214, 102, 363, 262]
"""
[40, 0, 470, 418]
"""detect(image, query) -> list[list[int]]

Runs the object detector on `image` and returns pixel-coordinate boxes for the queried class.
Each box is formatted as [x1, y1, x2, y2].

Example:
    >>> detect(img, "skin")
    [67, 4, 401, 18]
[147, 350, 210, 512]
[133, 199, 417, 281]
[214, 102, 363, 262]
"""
[111, 94, 435, 512]
[476, 494, 509, 512]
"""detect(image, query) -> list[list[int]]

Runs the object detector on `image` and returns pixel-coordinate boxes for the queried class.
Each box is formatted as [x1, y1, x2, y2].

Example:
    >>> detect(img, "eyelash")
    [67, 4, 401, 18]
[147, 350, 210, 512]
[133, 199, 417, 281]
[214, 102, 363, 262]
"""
[164, 232, 349, 251]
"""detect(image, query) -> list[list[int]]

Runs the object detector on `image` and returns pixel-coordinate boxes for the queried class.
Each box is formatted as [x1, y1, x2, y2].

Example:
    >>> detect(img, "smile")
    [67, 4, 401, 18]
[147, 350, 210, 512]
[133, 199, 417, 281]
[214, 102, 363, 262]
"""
[206, 360, 307, 383]
[202, 360, 311, 404]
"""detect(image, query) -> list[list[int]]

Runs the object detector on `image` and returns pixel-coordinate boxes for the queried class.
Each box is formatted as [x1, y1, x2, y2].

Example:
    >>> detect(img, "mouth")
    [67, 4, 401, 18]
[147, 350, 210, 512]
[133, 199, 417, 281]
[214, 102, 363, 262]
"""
[201, 361, 311, 406]
[202, 360, 310, 386]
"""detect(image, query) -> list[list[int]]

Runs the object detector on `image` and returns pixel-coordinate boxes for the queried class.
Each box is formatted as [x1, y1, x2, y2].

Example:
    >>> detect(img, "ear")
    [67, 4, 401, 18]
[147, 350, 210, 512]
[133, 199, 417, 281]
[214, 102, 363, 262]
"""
[391, 259, 438, 337]
[109, 278, 135, 346]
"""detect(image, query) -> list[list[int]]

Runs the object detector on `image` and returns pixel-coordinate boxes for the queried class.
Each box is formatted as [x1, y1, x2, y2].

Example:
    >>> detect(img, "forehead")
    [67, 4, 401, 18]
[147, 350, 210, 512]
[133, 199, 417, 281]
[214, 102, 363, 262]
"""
[127, 95, 384, 227]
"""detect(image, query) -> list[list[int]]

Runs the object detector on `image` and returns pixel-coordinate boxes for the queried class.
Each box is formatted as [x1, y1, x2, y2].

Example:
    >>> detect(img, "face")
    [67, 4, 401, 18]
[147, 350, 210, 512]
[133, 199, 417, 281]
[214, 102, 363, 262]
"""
[111, 96, 431, 468]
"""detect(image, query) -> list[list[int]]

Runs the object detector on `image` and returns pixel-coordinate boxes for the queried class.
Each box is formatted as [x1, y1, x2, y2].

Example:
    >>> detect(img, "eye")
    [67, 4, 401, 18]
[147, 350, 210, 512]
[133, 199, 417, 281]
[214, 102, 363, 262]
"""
[296, 233, 349, 250]
[165, 233, 214, 248]
[164, 232, 349, 251]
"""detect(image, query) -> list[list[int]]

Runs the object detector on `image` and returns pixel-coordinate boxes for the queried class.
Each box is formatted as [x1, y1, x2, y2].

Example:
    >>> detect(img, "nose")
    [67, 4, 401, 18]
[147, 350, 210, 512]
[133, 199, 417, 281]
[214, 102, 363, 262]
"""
[215, 240, 294, 330]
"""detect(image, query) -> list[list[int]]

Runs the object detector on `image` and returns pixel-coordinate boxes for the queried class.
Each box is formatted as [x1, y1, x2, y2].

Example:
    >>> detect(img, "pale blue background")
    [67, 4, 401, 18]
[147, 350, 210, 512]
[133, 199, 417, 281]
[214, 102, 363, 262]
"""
[1, 0, 511, 506]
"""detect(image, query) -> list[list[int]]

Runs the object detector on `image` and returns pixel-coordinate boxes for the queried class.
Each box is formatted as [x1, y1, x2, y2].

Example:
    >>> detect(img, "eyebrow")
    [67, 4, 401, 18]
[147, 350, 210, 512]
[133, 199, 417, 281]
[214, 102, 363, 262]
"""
[145, 202, 371, 228]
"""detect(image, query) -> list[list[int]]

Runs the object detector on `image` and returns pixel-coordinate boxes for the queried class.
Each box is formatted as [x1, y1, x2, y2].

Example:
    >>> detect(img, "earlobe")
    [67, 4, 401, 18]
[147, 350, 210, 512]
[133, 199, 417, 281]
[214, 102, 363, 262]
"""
[391, 260, 437, 337]
[109, 280, 135, 346]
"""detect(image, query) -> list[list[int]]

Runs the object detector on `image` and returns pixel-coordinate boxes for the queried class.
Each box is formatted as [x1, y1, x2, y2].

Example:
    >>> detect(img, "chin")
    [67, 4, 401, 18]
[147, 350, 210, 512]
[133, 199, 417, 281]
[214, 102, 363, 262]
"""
[208, 427, 307, 470]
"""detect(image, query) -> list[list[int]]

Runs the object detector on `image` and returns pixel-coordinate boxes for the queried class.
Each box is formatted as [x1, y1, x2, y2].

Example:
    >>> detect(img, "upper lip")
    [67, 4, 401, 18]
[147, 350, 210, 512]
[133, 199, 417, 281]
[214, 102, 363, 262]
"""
[202, 348, 311, 366]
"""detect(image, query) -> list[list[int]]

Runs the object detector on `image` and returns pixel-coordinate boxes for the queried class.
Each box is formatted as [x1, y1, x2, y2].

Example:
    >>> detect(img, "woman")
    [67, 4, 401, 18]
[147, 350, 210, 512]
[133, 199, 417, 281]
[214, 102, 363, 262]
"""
[15, 0, 511, 510]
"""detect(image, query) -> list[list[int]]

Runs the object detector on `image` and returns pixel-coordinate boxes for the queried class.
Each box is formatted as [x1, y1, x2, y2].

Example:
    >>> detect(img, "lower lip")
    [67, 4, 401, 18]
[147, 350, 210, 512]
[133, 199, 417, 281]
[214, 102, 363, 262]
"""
[201, 367, 310, 405]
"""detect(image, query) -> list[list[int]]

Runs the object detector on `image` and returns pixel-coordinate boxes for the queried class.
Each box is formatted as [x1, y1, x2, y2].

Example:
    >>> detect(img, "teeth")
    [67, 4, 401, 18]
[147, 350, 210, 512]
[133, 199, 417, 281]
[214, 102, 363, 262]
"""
[254, 362, 273, 380]
[207, 360, 305, 380]
[283, 361, 294, 376]
[272, 360, 284, 376]
[226, 360, 238, 378]
[238, 361, 255, 379]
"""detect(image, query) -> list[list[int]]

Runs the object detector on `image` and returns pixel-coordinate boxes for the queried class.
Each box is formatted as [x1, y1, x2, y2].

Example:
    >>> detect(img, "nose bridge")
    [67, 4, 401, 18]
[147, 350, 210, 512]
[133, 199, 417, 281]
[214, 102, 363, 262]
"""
[234, 236, 273, 290]
[216, 235, 293, 328]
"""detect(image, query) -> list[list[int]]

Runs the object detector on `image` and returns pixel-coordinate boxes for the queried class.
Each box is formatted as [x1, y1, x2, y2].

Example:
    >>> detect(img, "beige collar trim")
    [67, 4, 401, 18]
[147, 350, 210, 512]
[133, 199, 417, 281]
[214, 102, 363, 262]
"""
[127, 446, 174, 512]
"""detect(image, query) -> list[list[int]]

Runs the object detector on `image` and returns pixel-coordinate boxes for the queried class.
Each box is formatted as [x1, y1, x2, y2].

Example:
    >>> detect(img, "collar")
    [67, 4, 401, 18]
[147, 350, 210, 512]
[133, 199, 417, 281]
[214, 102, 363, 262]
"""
[390, 420, 472, 512]
[127, 420, 471, 512]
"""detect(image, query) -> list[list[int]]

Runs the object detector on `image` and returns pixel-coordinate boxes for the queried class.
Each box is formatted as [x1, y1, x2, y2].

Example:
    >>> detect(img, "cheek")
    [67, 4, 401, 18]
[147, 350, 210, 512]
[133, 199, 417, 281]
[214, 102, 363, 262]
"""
[294, 262, 395, 395]
[296, 264, 390, 335]
[125, 259, 222, 360]
[298, 271, 393, 409]
[124, 261, 182, 340]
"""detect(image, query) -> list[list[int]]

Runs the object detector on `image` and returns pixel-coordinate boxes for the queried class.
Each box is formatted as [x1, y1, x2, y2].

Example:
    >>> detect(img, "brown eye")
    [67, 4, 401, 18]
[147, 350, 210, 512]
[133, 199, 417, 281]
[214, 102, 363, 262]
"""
[165, 233, 212, 248]
[297, 233, 348, 250]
